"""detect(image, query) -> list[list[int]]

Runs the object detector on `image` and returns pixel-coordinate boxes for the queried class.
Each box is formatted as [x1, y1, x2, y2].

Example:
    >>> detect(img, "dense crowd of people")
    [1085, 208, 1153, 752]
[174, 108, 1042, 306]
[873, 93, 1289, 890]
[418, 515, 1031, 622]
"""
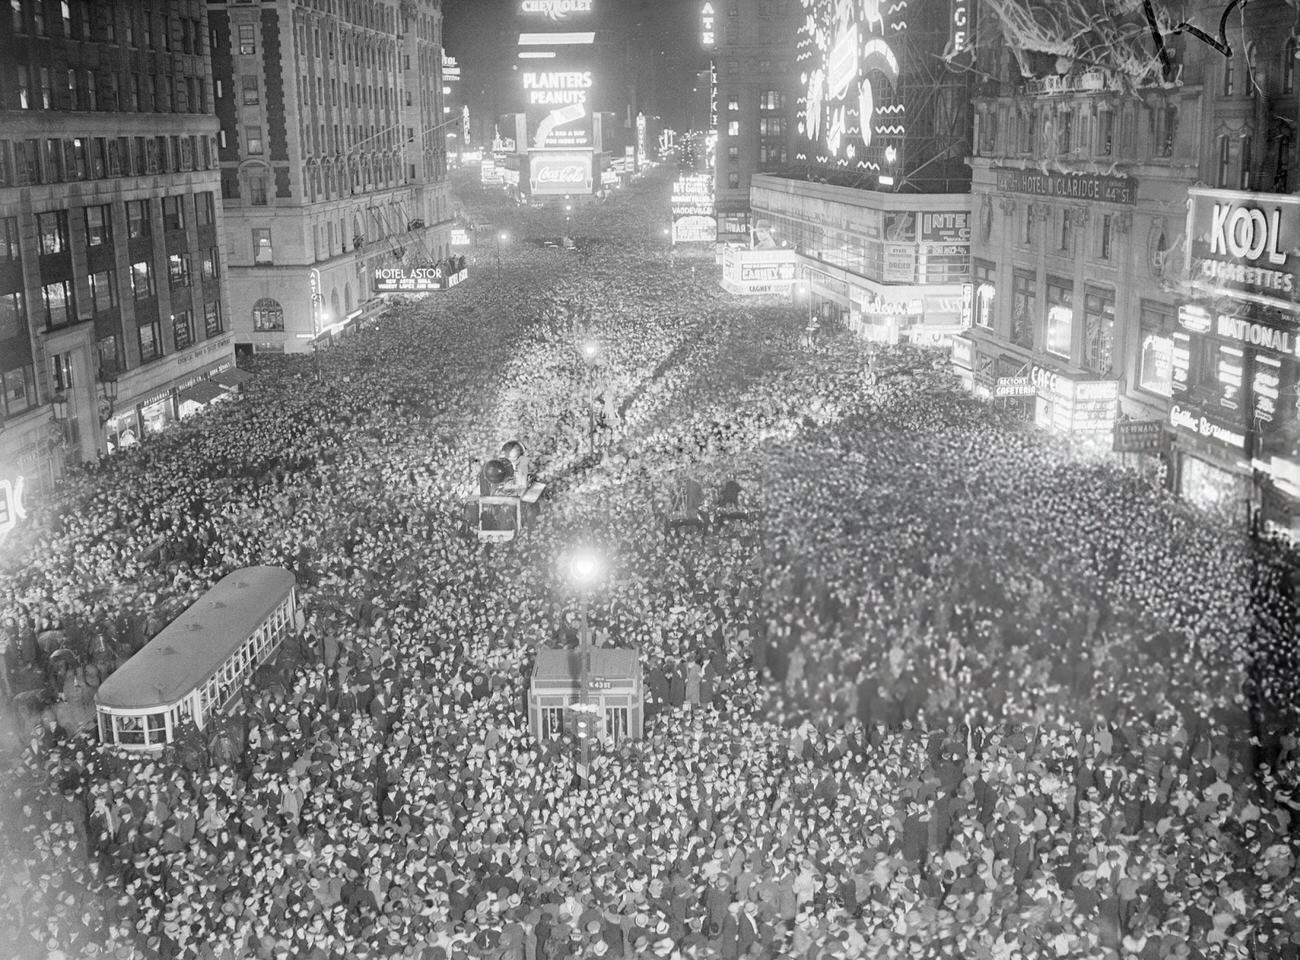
[0, 168, 1298, 960]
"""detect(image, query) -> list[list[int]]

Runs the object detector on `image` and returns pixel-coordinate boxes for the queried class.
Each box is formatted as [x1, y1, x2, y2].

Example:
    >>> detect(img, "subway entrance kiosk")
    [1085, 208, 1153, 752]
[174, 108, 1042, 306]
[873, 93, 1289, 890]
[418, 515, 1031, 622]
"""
[529, 647, 644, 745]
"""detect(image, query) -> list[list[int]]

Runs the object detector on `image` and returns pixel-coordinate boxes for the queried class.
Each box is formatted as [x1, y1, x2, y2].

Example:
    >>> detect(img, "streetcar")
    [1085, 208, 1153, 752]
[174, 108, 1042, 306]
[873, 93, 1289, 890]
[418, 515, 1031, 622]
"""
[95, 566, 299, 751]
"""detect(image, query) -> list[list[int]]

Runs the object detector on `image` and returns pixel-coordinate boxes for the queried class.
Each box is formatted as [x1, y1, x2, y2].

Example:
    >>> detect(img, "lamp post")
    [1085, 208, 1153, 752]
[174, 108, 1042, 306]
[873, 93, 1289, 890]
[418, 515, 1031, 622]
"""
[568, 548, 602, 779]
[580, 338, 600, 455]
[496, 231, 508, 278]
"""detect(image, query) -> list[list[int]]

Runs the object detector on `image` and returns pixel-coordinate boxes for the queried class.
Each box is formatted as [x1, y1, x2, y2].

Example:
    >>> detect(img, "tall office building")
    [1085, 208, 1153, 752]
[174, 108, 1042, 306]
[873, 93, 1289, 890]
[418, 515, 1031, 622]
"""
[207, 0, 451, 354]
[710, 0, 801, 242]
[0, 0, 235, 532]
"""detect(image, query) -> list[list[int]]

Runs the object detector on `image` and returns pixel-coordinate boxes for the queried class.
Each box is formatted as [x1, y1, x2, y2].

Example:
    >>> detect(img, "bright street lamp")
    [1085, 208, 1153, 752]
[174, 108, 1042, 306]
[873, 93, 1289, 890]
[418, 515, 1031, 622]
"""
[567, 546, 603, 775]
[496, 231, 509, 278]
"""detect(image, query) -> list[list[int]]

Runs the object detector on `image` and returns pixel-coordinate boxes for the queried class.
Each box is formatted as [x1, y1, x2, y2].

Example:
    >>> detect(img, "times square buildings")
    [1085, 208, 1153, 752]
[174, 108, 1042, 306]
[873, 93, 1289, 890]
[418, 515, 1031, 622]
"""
[0, 0, 234, 529]
[0, 0, 450, 533]
[954, 0, 1300, 536]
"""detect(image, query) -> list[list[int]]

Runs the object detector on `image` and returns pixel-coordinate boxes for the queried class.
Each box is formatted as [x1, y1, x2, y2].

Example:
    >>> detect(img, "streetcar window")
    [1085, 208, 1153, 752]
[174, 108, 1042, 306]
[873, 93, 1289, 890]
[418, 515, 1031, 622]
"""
[146, 712, 167, 745]
[115, 714, 145, 745]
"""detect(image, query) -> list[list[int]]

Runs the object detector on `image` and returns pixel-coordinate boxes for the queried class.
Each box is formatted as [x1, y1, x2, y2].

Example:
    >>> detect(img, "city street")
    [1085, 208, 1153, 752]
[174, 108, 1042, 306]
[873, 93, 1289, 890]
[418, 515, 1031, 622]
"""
[0, 166, 1297, 959]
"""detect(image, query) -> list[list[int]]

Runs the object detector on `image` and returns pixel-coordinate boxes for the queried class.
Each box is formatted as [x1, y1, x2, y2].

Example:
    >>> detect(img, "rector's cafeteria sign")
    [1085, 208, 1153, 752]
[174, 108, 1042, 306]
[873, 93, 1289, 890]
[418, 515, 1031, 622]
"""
[994, 166, 1136, 205]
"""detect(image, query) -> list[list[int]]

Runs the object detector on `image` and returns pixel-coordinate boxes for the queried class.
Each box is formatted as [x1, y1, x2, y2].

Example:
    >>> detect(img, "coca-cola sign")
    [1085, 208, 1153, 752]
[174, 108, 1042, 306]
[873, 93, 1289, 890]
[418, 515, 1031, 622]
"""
[530, 151, 592, 196]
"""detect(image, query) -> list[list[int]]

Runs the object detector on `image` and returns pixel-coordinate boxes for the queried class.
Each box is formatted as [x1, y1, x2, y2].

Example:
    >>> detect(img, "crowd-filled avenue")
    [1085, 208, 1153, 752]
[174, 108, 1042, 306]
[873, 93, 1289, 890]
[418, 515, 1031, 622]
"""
[1, 167, 1298, 960]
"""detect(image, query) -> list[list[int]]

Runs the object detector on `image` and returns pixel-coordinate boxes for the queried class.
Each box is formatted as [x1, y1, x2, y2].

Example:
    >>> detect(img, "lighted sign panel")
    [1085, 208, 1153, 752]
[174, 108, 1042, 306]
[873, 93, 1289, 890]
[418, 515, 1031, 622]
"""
[673, 216, 717, 244]
[373, 266, 468, 294]
[524, 68, 594, 150]
[521, 0, 593, 19]
[701, 2, 716, 47]
[529, 150, 593, 196]
[1186, 187, 1300, 310]
[795, 0, 907, 173]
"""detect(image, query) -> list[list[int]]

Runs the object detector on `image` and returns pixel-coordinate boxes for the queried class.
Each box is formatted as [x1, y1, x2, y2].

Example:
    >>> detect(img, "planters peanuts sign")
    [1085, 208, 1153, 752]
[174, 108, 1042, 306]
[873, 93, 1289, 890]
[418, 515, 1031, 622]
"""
[1187, 187, 1300, 310]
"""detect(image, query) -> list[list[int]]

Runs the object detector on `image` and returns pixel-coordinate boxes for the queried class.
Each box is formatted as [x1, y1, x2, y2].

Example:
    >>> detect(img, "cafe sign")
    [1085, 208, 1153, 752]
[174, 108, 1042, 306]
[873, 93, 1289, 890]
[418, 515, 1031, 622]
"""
[1187, 187, 1300, 309]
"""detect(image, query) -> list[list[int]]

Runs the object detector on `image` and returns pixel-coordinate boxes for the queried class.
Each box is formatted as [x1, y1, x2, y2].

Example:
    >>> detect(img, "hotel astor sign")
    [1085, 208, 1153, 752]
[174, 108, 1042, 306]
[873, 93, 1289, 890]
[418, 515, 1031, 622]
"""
[1187, 187, 1300, 309]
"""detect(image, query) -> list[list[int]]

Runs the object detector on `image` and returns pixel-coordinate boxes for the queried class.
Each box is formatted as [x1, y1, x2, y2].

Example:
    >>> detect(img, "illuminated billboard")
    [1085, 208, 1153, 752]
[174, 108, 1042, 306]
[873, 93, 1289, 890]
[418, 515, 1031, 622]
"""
[529, 150, 593, 196]
[523, 69, 594, 150]
[796, 0, 907, 173]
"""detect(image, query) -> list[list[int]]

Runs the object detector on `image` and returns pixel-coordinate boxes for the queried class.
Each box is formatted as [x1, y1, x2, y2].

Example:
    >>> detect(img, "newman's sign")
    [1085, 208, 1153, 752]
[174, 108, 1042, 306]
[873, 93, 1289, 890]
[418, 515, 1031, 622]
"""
[1187, 187, 1300, 310]
[529, 150, 592, 196]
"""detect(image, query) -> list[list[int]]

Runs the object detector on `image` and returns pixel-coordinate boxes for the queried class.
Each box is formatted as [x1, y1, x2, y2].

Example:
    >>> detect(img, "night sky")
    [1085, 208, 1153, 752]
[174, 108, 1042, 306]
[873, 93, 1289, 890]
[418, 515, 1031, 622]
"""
[443, 0, 705, 130]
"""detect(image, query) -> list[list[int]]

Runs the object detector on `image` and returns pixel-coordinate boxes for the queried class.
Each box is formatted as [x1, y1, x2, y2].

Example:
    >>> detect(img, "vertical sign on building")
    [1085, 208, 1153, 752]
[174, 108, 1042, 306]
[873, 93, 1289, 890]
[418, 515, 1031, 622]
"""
[947, 0, 973, 58]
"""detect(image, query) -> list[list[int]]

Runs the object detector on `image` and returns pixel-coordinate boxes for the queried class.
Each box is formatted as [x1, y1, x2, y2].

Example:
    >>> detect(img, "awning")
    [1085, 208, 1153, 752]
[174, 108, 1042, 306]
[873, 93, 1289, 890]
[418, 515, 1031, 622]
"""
[177, 380, 226, 405]
[211, 367, 253, 388]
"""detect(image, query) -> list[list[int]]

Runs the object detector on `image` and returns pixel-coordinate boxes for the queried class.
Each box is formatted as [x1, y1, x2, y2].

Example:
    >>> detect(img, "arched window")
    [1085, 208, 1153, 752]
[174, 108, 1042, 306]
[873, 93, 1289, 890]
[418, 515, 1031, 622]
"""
[251, 297, 284, 331]
[1223, 55, 1235, 96]
[1216, 135, 1231, 187]
[1285, 38, 1296, 94]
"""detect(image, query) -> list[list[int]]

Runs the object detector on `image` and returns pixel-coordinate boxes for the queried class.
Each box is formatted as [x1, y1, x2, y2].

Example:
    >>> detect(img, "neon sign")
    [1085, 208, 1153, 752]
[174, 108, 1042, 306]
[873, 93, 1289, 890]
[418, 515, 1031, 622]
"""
[522, 0, 592, 20]
[701, 2, 715, 47]
[523, 71, 593, 106]
[796, 0, 907, 172]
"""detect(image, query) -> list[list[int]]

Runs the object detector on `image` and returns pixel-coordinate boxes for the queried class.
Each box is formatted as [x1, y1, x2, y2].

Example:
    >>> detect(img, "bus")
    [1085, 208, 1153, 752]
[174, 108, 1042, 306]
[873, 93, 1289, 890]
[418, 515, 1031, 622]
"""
[95, 566, 299, 752]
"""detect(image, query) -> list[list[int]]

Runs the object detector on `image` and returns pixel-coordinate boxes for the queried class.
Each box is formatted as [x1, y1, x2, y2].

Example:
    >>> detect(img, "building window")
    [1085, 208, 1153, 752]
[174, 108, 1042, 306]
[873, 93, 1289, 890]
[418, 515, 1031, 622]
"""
[238, 23, 255, 55]
[1, 364, 35, 417]
[1097, 111, 1113, 156]
[759, 89, 783, 111]
[1011, 269, 1035, 349]
[196, 191, 214, 226]
[246, 126, 263, 155]
[1058, 110, 1073, 153]
[1223, 56, 1234, 96]
[727, 120, 739, 137]
[1019, 110, 1035, 153]
[1098, 214, 1112, 261]
[1083, 286, 1115, 376]
[131, 259, 153, 299]
[242, 75, 259, 105]
[251, 296, 283, 330]
[249, 175, 268, 205]
[1240, 136, 1252, 190]
[42, 279, 74, 327]
[172, 309, 194, 350]
[1277, 135, 1292, 193]
[1045, 277, 1073, 358]
[1137, 301, 1174, 397]
[168, 253, 191, 287]
[1022, 204, 1034, 245]
[127, 199, 150, 238]
[162, 195, 185, 231]
[727, 144, 739, 161]
[204, 300, 222, 337]
[1216, 136, 1230, 188]
[16, 64, 31, 109]
[0, 291, 26, 339]
[37, 210, 68, 254]
[201, 248, 219, 281]
[0, 217, 18, 260]
[1286, 38, 1297, 94]
[727, 95, 739, 112]
[89, 269, 115, 312]
[727, 172, 740, 189]
[758, 117, 785, 137]
[138, 319, 161, 362]
[1059, 209, 1072, 252]
[971, 260, 996, 329]
[252, 228, 273, 264]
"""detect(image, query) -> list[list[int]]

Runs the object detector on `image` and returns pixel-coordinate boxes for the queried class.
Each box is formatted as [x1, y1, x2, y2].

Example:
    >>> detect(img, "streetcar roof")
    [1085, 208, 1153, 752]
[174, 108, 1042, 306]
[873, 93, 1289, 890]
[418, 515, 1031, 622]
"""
[96, 567, 296, 711]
